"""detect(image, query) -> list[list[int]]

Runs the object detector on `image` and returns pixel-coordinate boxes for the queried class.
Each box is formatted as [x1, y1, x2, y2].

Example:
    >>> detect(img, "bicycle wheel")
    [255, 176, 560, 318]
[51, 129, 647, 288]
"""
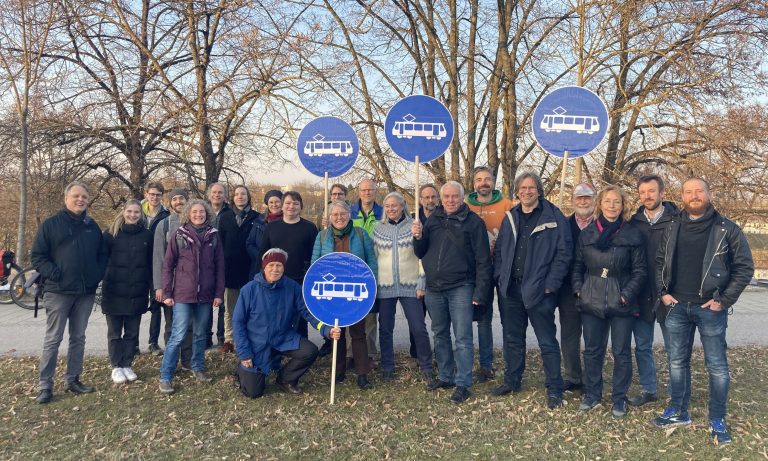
[10, 268, 40, 310]
[0, 265, 24, 304]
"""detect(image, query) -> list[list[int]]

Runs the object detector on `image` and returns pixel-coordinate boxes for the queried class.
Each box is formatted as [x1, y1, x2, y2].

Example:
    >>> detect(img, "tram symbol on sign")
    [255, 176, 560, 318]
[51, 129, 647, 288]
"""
[310, 273, 370, 302]
[540, 106, 600, 134]
[303, 134, 354, 157]
[391, 114, 447, 140]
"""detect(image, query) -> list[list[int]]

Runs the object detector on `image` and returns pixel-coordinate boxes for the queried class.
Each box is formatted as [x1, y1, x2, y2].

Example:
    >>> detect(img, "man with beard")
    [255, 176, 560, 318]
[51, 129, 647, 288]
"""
[652, 178, 753, 446]
[626, 175, 678, 407]
[417, 184, 439, 224]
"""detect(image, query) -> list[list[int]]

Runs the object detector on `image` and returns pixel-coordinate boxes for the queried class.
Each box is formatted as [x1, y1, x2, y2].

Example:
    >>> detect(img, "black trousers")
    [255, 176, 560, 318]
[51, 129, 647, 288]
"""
[335, 319, 370, 376]
[106, 314, 142, 368]
[148, 299, 162, 345]
[163, 305, 192, 367]
[558, 286, 583, 384]
[277, 337, 319, 385]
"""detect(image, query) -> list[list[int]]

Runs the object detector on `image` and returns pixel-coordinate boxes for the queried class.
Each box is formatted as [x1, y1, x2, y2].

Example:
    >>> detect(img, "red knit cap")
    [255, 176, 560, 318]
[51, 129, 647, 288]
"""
[262, 248, 288, 269]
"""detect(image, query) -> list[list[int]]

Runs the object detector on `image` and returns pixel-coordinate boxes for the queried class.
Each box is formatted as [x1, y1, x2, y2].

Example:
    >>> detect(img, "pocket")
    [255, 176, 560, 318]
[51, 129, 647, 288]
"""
[697, 307, 727, 336]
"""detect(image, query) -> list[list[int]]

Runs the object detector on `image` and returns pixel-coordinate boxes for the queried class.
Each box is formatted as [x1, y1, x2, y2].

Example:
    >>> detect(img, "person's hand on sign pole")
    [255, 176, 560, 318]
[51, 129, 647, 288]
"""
[213, 297, 223, 308]
[241, 359, 253, 368]
[411, 221, 422, 239]
[329, 327, 341, 340]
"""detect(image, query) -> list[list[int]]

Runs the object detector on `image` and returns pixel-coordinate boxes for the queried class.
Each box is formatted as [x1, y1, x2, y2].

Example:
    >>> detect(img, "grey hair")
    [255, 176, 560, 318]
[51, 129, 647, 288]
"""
[64, 181, 90, 197]
[380, 192, 409, 223]
[179, 199, 213, 225]
[262, 247, 289, 262]
[514, 171, 544, 197]
[440, 180, 464, 197]
[327, 200, 351, 217]
[206, 182, 228, 198]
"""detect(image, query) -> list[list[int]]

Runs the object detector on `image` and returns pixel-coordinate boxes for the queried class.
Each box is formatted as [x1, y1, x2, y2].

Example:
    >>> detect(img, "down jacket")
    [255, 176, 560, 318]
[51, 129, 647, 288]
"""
[162, 223, 225, 304]
[572, 221, 647, 318]
[101, 224, 153, 315]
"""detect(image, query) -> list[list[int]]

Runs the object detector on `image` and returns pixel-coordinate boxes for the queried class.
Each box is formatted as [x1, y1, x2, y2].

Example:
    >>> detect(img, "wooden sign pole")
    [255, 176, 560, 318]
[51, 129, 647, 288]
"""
[329, 318, 339, 405]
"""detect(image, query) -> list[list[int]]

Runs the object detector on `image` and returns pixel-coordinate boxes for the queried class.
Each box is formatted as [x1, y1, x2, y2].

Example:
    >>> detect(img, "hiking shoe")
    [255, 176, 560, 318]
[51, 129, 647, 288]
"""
[122, 367, 138, 382]
[159, 380, 174, 394]
[36, 389, 52, 404]
[148, 343, 164, 356]
[334, 373, 346, 384]
[547, 394, 564, 409]
[111, 368, 127, 384]
[193, 371, 212, 382]
[612, 399, 628, 418]
[710, 418, 732, 445]
[450, 386, 471, 404]
[426, 379, 455, 391]
[381, 370, 395, 382]
[491, 383, 521, 396]
[65, 378, 95, 394]
[357, 374, 373, 390]
[563, 381, 583, 393]
[627, 391, 658, 407]
[651, 407, 692, 427]
[476, 367, 495, 383]
[579, 397, 601, 412]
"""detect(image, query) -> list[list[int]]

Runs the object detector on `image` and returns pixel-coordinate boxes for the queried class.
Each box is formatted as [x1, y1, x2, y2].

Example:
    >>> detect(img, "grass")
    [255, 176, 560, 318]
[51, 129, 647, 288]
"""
[1, 346, 767, 460]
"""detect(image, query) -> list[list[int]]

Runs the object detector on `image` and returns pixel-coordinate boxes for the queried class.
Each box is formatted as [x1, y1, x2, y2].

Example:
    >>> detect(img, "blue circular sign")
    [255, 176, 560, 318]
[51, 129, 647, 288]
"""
[302, 253, 377, 327]
[531, 86, 609, 158]
[297, 116, 359, 177]
[385, 95, 454, 163]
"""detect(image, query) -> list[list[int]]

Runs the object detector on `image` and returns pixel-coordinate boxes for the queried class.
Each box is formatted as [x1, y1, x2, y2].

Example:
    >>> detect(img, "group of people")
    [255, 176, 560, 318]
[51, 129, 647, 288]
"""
[30, 169, 753, 446]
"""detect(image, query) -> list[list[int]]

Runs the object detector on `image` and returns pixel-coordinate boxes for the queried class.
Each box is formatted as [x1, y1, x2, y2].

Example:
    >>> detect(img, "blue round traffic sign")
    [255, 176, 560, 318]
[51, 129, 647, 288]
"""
[302, 253, 377, 327]
[297, 116, 359, 177]
[385, 95, 454, 163]
[531, 86, 609, 158]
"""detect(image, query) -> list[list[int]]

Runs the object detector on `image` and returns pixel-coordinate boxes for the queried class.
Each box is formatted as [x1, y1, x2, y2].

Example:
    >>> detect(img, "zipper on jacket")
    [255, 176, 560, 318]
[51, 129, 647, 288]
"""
[604, 247, 616, 311]
[661, 221, 674, 292]
[699, 229, 726, 298]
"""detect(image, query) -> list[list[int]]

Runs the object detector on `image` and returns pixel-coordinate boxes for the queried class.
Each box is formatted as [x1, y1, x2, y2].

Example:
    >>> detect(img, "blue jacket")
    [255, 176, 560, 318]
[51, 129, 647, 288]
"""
[311, 227, 378, 279]
[493, 199, 572, 308]
[232, 273, 330, 373]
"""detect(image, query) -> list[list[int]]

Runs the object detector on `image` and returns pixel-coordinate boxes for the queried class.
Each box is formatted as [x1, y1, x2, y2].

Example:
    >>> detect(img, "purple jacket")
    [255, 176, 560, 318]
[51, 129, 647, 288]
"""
[162, 223, 225, 304]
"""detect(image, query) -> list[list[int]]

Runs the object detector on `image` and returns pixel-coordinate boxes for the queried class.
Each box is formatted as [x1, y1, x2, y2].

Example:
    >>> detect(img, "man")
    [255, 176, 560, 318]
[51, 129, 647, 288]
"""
[557, 182, 596, 393]
[206, 182, 231, 348]
[413, 181, 492, 404]
[417, 183, 439, 224]
[142, 182, 170, 356]
[350, 179, 383, 359]
[627, 175, 677, 407]
[153, 188, 193, 370]
[32, 182, 108, 404]
[491, 172, 572, 409]
[652, 178, 753, 445]
[465, 167, 514, 382]
[259, 191, 318, 337]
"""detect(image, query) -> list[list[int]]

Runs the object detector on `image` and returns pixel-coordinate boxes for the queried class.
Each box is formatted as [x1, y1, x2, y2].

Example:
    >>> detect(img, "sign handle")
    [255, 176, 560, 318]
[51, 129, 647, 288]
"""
[323, 172, 329, 229]
[414, 155, 420, 223]
[330, 318, 339, 405]
[558, 151, 569, 207]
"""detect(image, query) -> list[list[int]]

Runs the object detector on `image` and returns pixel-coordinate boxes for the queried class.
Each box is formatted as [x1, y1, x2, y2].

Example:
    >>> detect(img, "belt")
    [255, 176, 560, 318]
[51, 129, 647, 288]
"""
[587, 267, 627, 279]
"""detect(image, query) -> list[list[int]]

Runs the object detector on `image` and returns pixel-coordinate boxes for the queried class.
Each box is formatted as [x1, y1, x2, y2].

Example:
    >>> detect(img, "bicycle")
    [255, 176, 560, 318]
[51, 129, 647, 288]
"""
[0, 251, 25, 305]
[10, 267, 103, 311]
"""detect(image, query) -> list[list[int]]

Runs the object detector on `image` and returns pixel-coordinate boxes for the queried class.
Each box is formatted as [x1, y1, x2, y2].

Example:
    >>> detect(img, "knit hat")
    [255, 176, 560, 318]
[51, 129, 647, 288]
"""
[262, 248, 288, 269]
[263, 189, 283, 205]
[573, 183, 596, 197]
[169, 188, 189, 200]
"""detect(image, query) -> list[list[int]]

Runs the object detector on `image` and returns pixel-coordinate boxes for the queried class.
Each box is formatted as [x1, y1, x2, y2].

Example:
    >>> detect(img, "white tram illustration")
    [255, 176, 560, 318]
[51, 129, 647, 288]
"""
[391, 113, 447, 140]
[540, 106, 600, 134]
[303, 134, 354, 157]
[310, 273, 369, 301]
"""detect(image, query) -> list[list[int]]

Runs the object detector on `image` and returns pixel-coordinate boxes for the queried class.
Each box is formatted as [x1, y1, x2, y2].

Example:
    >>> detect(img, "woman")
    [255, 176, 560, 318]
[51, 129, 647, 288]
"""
[101, 199, 153, 384]
[232, 248, 341, 398]
[159, 199, 225, 394]
[264, 189, 283, 223]
[372, 192, 433, 382]
[311, 200, 378, 389]
[572, 185, 646, 418]
[218, 185, 260, 353]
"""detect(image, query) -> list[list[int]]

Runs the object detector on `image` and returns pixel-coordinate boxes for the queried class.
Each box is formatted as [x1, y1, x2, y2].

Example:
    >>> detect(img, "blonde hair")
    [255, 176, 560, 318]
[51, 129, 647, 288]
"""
[594, 185, 630, 221]
[109, 199, 145, 236]
[179, 199, 213, 226]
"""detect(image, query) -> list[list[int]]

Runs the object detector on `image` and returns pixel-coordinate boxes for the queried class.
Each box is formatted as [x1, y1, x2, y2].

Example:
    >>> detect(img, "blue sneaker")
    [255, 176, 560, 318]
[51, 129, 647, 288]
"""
[651, 406, 692, 427]
[709, 418, 732, 445]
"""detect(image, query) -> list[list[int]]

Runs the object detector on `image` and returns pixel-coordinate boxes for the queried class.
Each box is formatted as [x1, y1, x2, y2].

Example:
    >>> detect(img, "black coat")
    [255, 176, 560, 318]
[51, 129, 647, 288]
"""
[101, 224, 153, 315]
[219, 207, 260, 288]
[629, 202, 678, 322]
[572, 220, 647, 318]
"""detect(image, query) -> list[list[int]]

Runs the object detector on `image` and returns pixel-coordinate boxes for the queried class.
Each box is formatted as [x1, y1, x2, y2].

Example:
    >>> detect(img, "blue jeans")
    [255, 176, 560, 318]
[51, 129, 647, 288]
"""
[475, 286, 495, 369]
[378, 297, 432, 373]
[425, 285, 474, 388]
[160, 303, 212, 382]
[581, 312, 633, 404]
[632, 317, 657, 394]
[665, 302, 729, 420]
[498, 283, 563, 396]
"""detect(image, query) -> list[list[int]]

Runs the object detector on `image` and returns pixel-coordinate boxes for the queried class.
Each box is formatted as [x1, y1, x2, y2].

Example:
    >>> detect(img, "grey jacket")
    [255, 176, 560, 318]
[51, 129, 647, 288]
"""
[152, 213, 181, 290]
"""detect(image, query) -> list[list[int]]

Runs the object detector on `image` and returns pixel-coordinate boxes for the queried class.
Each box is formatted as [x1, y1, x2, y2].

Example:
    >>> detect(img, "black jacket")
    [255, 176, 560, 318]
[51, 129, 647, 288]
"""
[629, 202, 678, 323]
[101, 224, 153, 315]
[493, 199, 572, 308]
[655, 207, 754, 323]
[219, 207, 260, 288]
[572, 220, 646, 318]
[413, 203, 492, 305]
[30, 209, 108, 295]
[147, 206, 170, 235]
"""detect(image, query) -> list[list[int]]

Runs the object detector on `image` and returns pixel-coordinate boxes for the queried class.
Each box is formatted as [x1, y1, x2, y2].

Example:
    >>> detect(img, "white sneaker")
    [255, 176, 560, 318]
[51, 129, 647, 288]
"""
[111, 367, 127, 384]
[122, 367, 138, 382]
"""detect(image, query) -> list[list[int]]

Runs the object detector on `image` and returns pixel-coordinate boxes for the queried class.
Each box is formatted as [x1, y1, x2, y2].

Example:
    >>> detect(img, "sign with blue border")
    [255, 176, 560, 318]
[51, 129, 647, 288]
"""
[385, 95, 454, 163]
[297, 116, 359, 177]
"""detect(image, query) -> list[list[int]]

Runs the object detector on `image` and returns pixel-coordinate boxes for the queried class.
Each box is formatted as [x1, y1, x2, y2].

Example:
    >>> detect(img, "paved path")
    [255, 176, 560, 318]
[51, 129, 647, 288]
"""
[0, 287, 765, 358]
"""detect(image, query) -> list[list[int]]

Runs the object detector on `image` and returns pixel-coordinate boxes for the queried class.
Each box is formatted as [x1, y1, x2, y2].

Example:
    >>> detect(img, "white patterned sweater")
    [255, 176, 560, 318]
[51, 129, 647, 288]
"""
[372, 216, 426, 299]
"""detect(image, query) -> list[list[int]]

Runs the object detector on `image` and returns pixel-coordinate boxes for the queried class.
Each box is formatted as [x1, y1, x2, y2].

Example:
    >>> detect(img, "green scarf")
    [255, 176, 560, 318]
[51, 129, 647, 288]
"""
[332, 220, 354, 237]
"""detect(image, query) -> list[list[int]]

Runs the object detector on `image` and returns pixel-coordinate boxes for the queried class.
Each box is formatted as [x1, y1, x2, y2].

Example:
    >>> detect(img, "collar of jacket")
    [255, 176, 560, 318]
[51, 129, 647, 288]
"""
[253, 271, 285, 289]
[511, 199, 557, 232]
[433, 203, 470, 221]
[466, 189, 504, 206]
[178, 223, 217, 242]
[630, 201, 678, 225]
[61, 208, 92, 225]
[351, 200, 383, 220]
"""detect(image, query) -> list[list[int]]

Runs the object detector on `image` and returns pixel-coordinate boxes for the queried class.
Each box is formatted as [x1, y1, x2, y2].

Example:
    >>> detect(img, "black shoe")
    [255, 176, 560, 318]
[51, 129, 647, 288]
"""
[490, 383, 521, 396]
[475, 367, 495, 383]
[563, 381, 583, 392]
[357, 374, 373, 390]
[421, 371, 435, 382]
[276, 380, 303, 395]
[65, 378, 95, 394]
[579, 397, 601, 412]
[381, 370, 395, 382]
[450, 386, 471, 404]
[36, 389, 52, 404]
[547, 394, 564, 409]
[627, 391, 658, 407]
[612, 399, 628, 418]
[334, 373, 346, 384]
[426, 379, 455, 391]
[318, 339, 333, 358]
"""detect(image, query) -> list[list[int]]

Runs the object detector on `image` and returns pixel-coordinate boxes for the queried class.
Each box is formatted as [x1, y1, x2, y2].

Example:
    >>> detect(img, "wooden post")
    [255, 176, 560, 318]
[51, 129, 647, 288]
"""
[414, 155, 420, 223]
[323, 172, 329, 228]
[558, 151, 569, 207]
[330, 318, 339, 405]
[574, 157, 583, 185]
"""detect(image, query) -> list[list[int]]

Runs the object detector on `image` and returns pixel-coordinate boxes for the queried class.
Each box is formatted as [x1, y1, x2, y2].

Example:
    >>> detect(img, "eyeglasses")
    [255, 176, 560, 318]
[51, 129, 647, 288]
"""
[147, 192, 163, 197]
[330, 212, 349, 218]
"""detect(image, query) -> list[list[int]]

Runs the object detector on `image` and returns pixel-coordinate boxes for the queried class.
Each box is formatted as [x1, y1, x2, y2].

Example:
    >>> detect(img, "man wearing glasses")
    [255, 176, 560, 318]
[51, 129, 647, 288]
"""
[142, 182, 170, 356]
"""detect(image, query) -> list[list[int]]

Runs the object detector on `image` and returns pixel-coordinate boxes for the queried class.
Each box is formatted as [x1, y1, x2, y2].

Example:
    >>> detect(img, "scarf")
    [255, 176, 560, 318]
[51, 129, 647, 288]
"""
[266, 211, 282, 223]
[332, 220, 354, 237]
[235, 205, 251, 226]
[595, 215, 624, 251]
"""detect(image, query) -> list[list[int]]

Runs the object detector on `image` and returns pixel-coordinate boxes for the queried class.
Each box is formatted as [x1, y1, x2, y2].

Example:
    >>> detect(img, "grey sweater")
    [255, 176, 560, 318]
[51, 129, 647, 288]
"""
[152, 213, 181, 290]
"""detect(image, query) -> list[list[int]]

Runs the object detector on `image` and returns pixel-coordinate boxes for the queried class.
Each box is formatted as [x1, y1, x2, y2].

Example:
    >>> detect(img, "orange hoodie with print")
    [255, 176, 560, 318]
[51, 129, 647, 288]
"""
[466, 190, 514, 252]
